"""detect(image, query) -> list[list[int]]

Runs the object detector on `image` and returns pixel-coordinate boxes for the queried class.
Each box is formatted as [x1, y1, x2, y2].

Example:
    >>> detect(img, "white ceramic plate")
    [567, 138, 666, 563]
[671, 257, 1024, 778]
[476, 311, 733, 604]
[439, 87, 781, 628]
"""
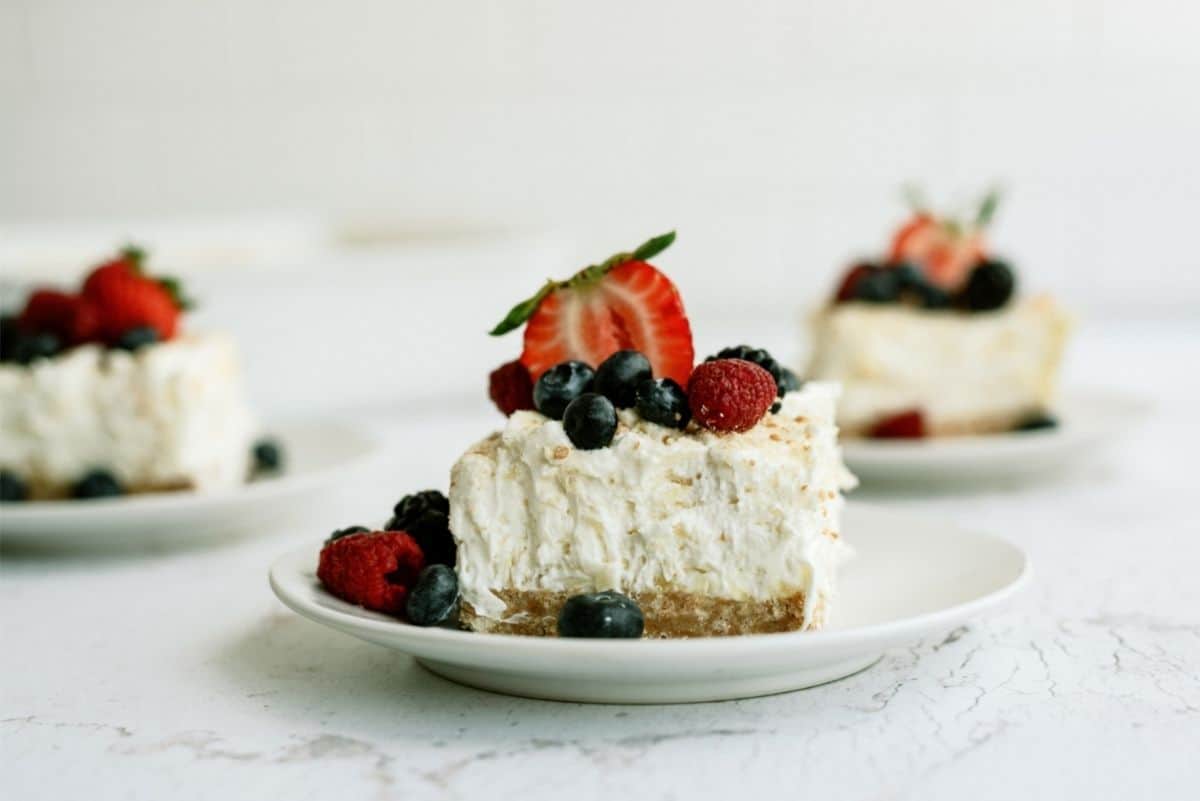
[842, 386, 1151, 486]
[269, 504, 1030, 704]
[0, 420, 384, 550]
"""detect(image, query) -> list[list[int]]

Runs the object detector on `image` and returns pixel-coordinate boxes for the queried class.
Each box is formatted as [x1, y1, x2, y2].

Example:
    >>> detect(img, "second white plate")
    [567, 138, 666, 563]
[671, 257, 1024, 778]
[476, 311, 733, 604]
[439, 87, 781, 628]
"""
[269, 504, 1030, 704]
[841, 386, 1150, 486]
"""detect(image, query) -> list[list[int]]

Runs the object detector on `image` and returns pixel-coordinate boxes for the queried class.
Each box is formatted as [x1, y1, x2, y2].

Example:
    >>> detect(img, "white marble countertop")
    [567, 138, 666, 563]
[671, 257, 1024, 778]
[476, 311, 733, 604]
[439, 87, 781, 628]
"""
[2, 320, 1198, 800]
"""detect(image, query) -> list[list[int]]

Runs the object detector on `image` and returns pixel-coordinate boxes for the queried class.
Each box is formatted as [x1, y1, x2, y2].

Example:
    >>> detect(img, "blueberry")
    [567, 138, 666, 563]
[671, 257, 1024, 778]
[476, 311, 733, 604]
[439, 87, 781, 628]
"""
[562, 393, 618, 450]
[114, 326, 160, 352]
[533, 360, 595, 420]
[853, 268, 901, 303]
[635, 377, 690, 429]
[0, 470, 29, 502]
[387, 490, 455, 566]
[557, 591, 645, 638]
[707, 345, 787, 401]
[406, 564, 461, 627]
[325, 525, 370, 545]
[252, 438, 284, 473]
[891, 263, 951, 310]
[0, 315, 19, 363]
[73, 469, 123, 499]
[14, 332, 62, 365]
[960, 260, 1015, 312]
[1014, 413, 1058, 432]
[594, 350, 652, 409]
[779, 367, 803, 393]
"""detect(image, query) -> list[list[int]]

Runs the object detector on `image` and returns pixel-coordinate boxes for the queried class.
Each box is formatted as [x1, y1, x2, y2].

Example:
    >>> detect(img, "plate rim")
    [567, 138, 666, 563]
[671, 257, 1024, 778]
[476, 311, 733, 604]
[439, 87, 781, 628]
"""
[268, 505, 1032, 657]
[0, 417, 386, 528]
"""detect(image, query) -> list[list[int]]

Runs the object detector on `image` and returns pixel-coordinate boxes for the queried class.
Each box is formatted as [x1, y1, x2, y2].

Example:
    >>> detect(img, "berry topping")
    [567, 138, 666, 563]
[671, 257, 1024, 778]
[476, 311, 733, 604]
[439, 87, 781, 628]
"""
[488, 359, 535, 416]
[708, 345, 787, 402]
[562, 392, 618, 450]
[889, 190, 997, 291]
[594, 349, 652, 409]
[869, 410, 926, 439]
[834, 262, 879, 303]
[317, 531, 425, 616]
[114, 326, 160, 352]
[73, 469, 124, 499]
[852, 267, 901, 303]
[17, 290, 100, 345]
[405, 564, 461, 627]
[533, 360, 595, 420]
[687, 358, 777, 433]
[557, 591, 645, 638]
[779, 367, 803, 393]
[1, 315, 19, 362]
[959, 259, 1016, 312]
[82, 247, 191, 345]
[326, 525, 370, 545]
[13, 332, 62, 365]
[387, 490, 455, 567]
[1014, 413, 1058, 432]
[252, 438, 284, 474]
[0, 470, 29, 502]
[635, 377, 691, 429]
[490, 232, 695, 386]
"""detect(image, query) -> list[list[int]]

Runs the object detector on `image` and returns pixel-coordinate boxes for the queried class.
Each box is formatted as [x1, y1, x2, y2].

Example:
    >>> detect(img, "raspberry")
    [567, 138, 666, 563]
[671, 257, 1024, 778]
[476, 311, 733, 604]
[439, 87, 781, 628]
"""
[833, 263, 878, 303]
[317, 531, 425, 616]
[488, 359, 534, 416]
[687, 358, 777, 433]
[870, 410, 926, 439]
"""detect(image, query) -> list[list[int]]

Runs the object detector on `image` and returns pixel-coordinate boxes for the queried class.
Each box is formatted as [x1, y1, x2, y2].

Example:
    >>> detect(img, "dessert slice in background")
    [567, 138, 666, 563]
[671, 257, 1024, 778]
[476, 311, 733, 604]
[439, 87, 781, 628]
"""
[0, 247, 263, 501]
[806, 191, 1071, 438]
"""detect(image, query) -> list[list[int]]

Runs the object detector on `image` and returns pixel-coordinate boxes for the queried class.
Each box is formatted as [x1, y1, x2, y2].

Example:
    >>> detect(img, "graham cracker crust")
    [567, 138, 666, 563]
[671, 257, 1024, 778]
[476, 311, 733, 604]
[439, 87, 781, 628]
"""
[462, 589, 827, 638]
[16, 477, 196, 501]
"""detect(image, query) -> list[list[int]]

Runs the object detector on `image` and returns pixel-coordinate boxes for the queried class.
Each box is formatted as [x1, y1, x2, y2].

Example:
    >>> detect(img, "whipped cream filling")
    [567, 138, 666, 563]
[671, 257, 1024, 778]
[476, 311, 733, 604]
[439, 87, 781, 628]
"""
[449, 384, 856, 625]
[0, 333, 256, 494]
[806, 296, 1071, 432]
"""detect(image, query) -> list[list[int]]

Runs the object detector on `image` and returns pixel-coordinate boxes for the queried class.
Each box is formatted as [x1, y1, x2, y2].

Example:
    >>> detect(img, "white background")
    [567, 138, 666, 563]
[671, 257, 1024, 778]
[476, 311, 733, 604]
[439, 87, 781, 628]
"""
[3, 0, 1200, 323]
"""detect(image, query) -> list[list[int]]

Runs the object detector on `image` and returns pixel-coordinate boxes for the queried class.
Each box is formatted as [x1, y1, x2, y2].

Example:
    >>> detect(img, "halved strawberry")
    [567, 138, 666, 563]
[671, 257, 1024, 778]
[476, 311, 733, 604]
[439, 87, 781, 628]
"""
[490, 232, 694, 385]
[888, 191, 998, 291]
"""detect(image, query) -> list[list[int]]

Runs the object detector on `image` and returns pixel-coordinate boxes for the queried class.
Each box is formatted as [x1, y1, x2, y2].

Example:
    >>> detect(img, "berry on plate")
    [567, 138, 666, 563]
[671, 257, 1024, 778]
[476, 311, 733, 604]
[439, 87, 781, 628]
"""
[869, 410, 926, 439]
[490, 232, 694, 386]
[635, 377, 691, 430]
[406, 564, 461, 627]
[687, 358, 777, 433]
[557, 591, 645, 638]
[0, 470, 29, 502]
[488, 359, 535, 416]
[594, 349, 652, 409]
[562, 392, 618, 450]
[533, 360, 595, 420]
[1014, 413, 1058, 432]
[317, 531, 425, 616]
[252, 438, 285, 474]
[387, 489, 455, 567]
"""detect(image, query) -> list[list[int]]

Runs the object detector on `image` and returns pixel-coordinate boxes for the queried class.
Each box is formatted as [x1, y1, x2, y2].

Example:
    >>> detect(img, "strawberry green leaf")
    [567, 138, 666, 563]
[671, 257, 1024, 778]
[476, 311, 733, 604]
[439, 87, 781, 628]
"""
[120, 244, 147, 272]
[158, 276, 195, 312]
[631, 230, 676, 262]
[976, 189, 1001, 227]
[489, 279, 555, 336]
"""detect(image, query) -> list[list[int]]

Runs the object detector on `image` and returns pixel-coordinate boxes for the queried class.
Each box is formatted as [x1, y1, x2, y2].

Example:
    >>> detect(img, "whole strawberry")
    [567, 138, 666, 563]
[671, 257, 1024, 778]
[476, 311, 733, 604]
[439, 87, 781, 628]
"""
[82, 246, 190, 344]
[317, 531, 426, 615]
[687, 358, 777, 433]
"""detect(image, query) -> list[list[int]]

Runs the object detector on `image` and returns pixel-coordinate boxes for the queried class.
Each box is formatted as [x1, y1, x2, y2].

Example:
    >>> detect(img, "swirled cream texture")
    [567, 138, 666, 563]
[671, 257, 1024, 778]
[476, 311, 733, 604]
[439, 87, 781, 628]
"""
[0, 334, 255, 496]
[807, 296, 1071, 434]
[449, 383, 856, 624]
